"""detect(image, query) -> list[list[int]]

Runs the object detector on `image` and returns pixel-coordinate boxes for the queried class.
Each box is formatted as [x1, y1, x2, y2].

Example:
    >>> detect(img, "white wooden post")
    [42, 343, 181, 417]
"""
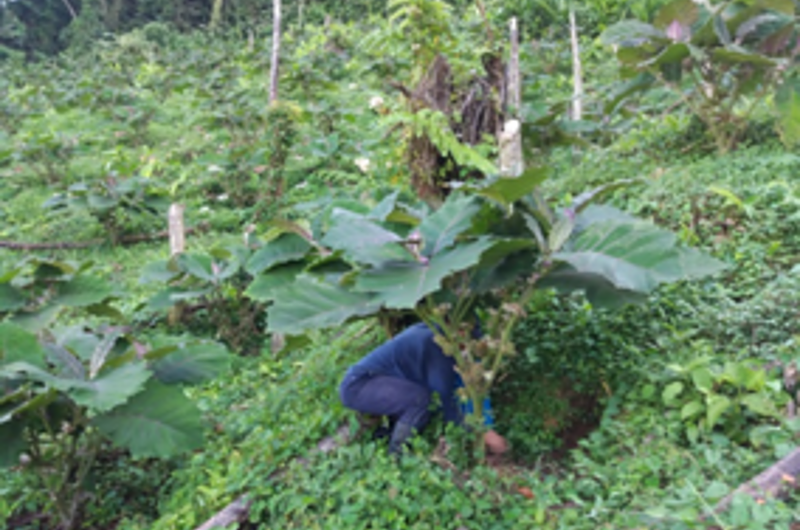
[500, 17, 524, 178]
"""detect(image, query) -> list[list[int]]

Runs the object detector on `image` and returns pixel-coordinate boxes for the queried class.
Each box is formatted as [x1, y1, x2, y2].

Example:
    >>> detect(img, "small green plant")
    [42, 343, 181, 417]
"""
[660, 352, 789, 444]
[602, 0, 800, 153]
[141, 245, 267, 356]
[43, 176, 170, 244]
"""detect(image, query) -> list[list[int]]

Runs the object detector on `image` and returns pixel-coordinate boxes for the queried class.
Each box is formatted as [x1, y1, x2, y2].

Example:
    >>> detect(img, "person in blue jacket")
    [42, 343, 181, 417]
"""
[339, 322, 508, 455]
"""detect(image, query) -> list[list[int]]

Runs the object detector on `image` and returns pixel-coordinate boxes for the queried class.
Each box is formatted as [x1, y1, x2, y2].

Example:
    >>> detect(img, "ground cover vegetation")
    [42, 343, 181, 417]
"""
[1, 0, 800, 529]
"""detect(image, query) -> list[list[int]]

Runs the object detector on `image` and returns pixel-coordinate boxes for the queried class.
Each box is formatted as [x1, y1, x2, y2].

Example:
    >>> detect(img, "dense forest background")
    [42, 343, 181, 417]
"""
[0, 0, 670, 58]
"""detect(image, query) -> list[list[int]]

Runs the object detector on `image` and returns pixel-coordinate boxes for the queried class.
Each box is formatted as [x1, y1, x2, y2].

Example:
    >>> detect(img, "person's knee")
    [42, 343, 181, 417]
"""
[415, 389, 431, 409]
[339, 373, 358, 409]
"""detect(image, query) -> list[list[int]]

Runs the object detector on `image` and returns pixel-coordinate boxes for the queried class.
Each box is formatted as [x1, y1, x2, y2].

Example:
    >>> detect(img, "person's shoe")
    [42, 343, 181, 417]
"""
[372, 425, 392, 441]
[388, 422, 415, 455]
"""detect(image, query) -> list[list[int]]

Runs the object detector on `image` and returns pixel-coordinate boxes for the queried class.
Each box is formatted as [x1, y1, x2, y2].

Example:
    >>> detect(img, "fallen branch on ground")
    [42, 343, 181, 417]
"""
[711, 446, 800, 515]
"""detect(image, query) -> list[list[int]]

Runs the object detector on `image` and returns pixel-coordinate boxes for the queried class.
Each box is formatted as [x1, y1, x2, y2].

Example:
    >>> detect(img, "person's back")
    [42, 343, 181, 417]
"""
[347, 323, 461, 421]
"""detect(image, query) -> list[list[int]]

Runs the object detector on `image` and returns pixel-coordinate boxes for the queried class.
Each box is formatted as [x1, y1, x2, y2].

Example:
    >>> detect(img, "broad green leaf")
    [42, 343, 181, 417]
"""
[722, 362, 765, 391]
[246, 234, 312, 275]
[176, 254, 215, 282]
[53, 276, 113, 307]
[639, 43, 690, 67]
[681, 400, 704, 420]
[654, 0, 700, 29]
[267, 276, 381, 335]
[151, 342, 231, 384]
[662, 381, 684, 403]
[139, 260, 180, 284]
[89, 331, 122, 379]
[355, 238, 496, 309]
[691, 366, 715, 394]
[775, 75, 800, 147]
[244, 263, 306, 302]
[467, 167, 549, 206]
[27, 362, 151, 414]
[321, 210, 412, 266]
[735, 13, 782, 42]
[703, 481, 729, 501]
[0, 323, 47, 369]
[92, 380, 204, 458]
[548, 216, 575, 253]
[538, 265, 649, 309]
[0, 284, 25, 312]
[574, 204, 638, 231]
[147, 287, 192, 310]
[759, 22, 795, 55]
[552, 219, 726, 294]
[369, 191, 401, 221]
[11, 304, 61, 333]
[712, 47, 777, 66]
[45, 343, 86, 380]
[741, 393, 779, 417]
[0, 419, 27, 468]
[706, 394, 731, 427]
[419, 195, 482, 257]
[523, 213, 547, 253]
[601, 20, 668, 47]
[713, 15, 732, 45]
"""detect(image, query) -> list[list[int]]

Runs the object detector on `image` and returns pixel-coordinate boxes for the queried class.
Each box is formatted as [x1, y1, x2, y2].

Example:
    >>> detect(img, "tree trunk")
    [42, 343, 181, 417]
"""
[569, 9, 582, 121]
[269, 0, 282, 104]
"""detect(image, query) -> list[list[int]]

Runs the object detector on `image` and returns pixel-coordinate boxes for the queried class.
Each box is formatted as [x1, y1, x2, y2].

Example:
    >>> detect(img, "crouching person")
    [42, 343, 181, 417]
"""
[339, 322, 508, 455]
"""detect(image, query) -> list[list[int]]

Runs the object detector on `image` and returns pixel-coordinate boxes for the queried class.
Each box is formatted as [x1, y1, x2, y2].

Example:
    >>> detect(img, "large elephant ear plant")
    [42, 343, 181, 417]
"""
[250, 168, 726, 440]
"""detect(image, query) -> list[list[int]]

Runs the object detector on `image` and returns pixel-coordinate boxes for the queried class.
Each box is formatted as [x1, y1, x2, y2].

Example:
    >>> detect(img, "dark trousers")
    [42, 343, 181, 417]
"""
[339, 370, 432, 447]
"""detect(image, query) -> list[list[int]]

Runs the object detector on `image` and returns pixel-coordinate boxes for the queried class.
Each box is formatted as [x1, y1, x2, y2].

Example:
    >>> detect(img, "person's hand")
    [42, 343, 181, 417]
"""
[483, 429, 508, 454]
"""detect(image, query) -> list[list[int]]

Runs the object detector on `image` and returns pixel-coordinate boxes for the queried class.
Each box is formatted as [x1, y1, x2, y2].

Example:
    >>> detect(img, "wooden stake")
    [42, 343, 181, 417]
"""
[269, 0, 282, 104]
[168, 203, 186, 257]
[168, 203, 186, 327]
[499, 17, 523, 178]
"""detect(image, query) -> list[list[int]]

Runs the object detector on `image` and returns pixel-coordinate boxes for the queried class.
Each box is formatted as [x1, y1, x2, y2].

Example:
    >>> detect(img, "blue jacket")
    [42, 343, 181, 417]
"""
[348, 323, 494, 426]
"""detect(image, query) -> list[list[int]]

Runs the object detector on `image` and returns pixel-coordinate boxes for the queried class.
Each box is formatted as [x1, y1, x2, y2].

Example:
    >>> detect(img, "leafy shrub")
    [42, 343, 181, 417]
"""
[141, 244, 267, 356]
[602, 0, 800, 153]
[0, 260, 232, 530]
[659, 351, 790, 442]
[44, 176, 171, 244]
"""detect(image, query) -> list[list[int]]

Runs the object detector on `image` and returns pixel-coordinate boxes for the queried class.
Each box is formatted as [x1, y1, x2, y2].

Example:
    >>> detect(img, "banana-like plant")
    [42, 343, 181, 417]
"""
[251, 168, 726, 453]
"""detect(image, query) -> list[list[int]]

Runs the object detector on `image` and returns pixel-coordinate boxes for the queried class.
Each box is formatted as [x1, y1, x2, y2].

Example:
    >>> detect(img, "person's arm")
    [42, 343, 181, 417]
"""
[458, 389, 495, 427]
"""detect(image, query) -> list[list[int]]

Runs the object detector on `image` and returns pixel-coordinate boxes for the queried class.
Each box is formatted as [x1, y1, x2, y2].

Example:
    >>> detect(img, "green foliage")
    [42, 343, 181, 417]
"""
[660, 354, 789, 444]
[2, 5, 799, 529]
[0, 259, 232, 530]
[141, 245, 267, 356]
[602, 0, 800, 153]
[44, 176, 170, 243]
[262, 169, 724, 458]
